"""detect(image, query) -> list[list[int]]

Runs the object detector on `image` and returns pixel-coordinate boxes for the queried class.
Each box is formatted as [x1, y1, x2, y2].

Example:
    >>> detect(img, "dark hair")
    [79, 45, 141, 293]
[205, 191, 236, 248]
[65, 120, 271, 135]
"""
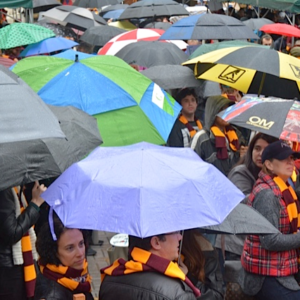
[77, 42, 94, 54]
[240, 133, 278, 179]
[36, 213, 87, 266]
[128, 234, 166, 260]
[175, 88, 197, 104]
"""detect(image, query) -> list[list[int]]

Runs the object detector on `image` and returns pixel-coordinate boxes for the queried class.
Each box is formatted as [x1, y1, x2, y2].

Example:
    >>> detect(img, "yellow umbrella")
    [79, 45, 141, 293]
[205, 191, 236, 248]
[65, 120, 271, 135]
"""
[108, 20, 136, 31]
[183, 46, 300, 99]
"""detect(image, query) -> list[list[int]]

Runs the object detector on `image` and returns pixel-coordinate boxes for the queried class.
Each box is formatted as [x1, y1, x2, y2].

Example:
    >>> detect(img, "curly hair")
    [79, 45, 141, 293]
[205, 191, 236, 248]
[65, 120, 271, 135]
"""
[36, 213, 87, 266]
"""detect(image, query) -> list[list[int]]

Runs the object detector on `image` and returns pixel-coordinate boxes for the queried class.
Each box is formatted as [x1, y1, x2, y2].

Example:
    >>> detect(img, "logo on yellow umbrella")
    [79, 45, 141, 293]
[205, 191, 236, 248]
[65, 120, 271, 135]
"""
[289, 64, 300, 79]
[246, 116, 274, 130]
[218, 66, 246, 83]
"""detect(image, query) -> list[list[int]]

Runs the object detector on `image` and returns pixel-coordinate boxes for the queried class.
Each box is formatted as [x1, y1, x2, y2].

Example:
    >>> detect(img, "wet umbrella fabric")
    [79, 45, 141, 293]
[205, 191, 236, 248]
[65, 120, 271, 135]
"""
[159, 14, 259, 41]
[260, 23, 300, 38]
[73, 0, 120, 8]
[0, 105, 102, 191]
[37, 21, 78, 39]
[243, 18, 274, 31]
[218, 96, 300, 143]
[144, 21, 172, 30]
[100, 4, 128, 14]
[42, 142, 245, 238]
[20, 37, 78, 56]
[42, 6, 107, 31]
[118, 0, 189, 20]
[115, 40, 188, 67]
[12, 55, 181, 146]
[0, 23, 55, 49]
[102, 9, 125, 20]
[33, 0, 61, 13]
[183, 46, 300, 99]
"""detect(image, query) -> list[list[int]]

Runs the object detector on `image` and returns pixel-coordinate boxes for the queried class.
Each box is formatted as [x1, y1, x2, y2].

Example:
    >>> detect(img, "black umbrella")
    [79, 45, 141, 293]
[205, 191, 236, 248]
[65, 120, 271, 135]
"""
[80, 25, 126, 46]
[118, 0, 189, 20]
[243, 18, 274, 31]
[42, 5, 107, 31]
[144, 21, 172, 30]
[0, 105, 102, 191]
[100, 4, 128, 15]
[73, 0, 121, 8]
[115, 40, 188, 67]
[37, 21, 78, 40]
[33, 0, 61, 13]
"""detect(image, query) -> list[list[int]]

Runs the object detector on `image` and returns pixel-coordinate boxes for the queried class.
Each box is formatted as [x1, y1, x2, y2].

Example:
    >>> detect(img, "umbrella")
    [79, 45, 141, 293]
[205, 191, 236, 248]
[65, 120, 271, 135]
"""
[37, 21, 78, 40]
[200, 203, 279, 235]
[42, 5, 107, 31]
[42, 142, 245, 238]
[0, 65, 65, 144]
[53, 48, 95, 59]
[114, 40, 188, 67]
[140, 64, 200, 89]
[73, 0, 120, 8]
[243, 18, 274, 31]
[1, 105, 102, 191]
[80, 25, 126, 47]
[102, 9, 125, 20]
[144, 21, 172, 30]
[108, 20, 136, 31]
[12, 54, 181, 146]
[20, 37, 79, 57]
[159, 14, 259, 40]
[33, 0, 61, 13]
[118, 0, 189, 20]
[189, 40, 265, 59]
[260, 23, 300, 38]
[183, 46, 300, 99]
[0, 23, 55, 50]
[218, 96, 300, 142]
[100, 4, 128, 14]
[0, 56, 15, 68]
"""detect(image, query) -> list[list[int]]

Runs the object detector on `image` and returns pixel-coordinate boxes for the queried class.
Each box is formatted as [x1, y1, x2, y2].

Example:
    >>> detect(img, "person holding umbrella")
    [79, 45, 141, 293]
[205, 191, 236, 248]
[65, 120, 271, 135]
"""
[240, 140, 300, 299]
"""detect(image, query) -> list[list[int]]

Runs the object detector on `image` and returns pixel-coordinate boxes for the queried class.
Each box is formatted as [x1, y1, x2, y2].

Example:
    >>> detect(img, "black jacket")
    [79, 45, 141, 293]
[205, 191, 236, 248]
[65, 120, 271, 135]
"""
[0, 188, 40, 267]
[34, 273, 94, 300]
[99, 271, 197, 300]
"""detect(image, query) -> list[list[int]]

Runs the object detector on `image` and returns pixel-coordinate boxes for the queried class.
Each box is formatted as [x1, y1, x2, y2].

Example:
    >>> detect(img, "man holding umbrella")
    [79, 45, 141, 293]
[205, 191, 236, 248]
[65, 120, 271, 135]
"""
[99, 232, 200, 299]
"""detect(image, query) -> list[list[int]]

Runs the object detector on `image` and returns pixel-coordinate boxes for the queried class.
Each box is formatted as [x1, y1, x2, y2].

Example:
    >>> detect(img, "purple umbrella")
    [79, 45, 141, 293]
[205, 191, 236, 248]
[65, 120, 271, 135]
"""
[42, 142, 244, 238]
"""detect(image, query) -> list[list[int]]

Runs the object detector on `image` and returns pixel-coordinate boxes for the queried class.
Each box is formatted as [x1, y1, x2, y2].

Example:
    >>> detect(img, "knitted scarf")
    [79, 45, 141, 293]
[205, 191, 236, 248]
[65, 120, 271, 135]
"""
[12, 187, 38, 298]
[101, 247, 201, 297]
[211, 125, 239, 159]
[39, 259, 92, 293]
[179, 114, 202, 138]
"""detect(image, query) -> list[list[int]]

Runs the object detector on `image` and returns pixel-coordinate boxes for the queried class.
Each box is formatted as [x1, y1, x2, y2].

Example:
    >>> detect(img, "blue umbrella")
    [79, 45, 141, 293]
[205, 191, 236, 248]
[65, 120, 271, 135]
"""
[53, 49, 95, 59]
[42, 142, 244, 238]
[20, 37, 79, 57]
[103, 9, 125, 20]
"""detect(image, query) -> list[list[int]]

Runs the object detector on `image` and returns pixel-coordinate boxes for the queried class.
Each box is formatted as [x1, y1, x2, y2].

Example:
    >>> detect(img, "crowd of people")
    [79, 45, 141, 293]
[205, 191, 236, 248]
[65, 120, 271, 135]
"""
[1, 1, 300, 300]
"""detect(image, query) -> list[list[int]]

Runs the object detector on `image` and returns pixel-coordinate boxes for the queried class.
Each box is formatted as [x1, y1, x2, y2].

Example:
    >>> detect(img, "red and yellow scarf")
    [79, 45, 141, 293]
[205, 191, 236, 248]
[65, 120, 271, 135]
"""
[39, 259, 92, 293]
[211, 125, 239, 159]
[101, 247, 201, 297]
[179, 114, 202, 138]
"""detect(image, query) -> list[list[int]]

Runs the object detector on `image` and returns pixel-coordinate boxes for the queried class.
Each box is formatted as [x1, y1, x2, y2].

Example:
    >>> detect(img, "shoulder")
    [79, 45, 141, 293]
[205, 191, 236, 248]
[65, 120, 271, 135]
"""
[191, 129, 210, 150]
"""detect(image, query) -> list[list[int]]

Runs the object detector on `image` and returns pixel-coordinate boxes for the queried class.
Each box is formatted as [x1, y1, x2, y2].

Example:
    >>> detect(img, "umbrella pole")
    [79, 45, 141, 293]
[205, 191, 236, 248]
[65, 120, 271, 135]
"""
[177, 230, 184, 265]
[258, 73, 266, 97]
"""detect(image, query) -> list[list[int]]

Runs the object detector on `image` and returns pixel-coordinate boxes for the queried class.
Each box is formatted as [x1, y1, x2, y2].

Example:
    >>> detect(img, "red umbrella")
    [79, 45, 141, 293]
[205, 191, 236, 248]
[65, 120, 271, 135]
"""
[0, 56, 15, 68]
[260, 23, 300, 38]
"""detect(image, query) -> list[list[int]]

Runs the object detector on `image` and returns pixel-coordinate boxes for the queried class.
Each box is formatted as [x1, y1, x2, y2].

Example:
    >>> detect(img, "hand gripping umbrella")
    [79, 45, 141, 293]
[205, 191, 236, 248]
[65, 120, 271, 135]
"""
[42, 142, 245, 238]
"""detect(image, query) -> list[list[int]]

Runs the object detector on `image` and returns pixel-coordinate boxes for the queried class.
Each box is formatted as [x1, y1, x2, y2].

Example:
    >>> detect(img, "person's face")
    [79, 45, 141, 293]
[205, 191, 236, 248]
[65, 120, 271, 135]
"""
[265, 156, 295, 181]
[181, 94, 197, 116]
[187, 39, 201, 46]
[262, 38, 272, 46]
[252, 138, 269, 168]
[57, 229, 85, 270]
[158, 231, 182, 261]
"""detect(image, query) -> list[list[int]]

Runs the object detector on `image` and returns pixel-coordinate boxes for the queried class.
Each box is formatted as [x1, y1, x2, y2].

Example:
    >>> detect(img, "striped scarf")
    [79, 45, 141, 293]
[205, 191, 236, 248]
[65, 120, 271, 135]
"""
[211, 125, 239, 159]
[179, 114, 202, 138]
[101, 247, 201, 297]
[39, 259, 92, 293]
[12, 187, 38, 298]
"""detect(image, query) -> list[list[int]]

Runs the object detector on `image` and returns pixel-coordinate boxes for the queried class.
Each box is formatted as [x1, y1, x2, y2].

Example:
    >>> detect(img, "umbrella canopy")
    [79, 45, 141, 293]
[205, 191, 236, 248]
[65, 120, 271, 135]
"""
[108, 20, 136, 30]
[80, 25, 126, 47]
[201, 203, 279, 235]
[73, 0, 120, 8]
[115, 40, 188, 67]
[42, 142, 245, 238]
[102, 9, 125, 20]
[118, 0, 189, 20]
[0, 65, 65, 144]
[183, 46, 300, 99]
[1, 105, 102, 191]
[42, 5, 107, 31]
[33, 0, 61, 13]
[243, 18, 274, 31]
[260, 23, 300, 38]
[37, 21, 78, 40]
[0, 23, 55, 49]
[100, 4, 128, 14]
[144, 21, 172, 30]
[218, 96, 300, 142]
[12, 54, 181, 146]
[159, 14, 259, 40]
[53, 48, 95, 59]
[20, 37, 78, 56]
[140, 64, 200, 89]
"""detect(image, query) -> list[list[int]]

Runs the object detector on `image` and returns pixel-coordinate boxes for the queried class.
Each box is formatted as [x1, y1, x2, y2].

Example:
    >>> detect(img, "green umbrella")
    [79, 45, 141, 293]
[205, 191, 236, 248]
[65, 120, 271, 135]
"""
[0, 23, 55, 49]
[189, 40, 265, 59]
